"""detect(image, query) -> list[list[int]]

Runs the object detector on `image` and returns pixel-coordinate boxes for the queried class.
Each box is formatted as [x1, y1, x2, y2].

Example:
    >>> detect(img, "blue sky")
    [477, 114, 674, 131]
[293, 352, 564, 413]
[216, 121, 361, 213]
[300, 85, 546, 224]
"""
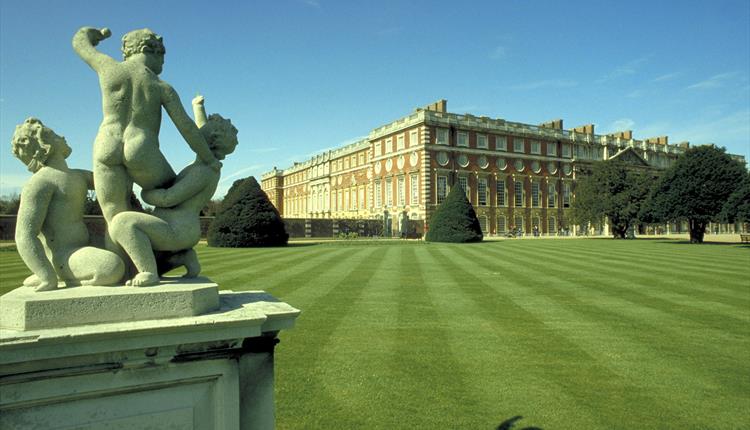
[1, 0, 748, 198]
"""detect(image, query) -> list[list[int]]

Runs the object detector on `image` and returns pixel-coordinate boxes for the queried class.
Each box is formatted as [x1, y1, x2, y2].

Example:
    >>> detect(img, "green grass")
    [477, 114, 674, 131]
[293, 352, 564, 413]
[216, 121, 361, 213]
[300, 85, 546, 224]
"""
[1, 239, 749, 429]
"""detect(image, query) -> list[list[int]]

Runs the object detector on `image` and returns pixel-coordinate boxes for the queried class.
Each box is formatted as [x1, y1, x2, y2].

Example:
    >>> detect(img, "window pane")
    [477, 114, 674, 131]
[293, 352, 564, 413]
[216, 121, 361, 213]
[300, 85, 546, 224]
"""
[478, 178, 487, 206]
[411, 174, 419, 205]
[531, 182, 540, 207]
[548, 183, 556, 207]
[437, 176, 447, 204]
[514, 138, 524, 152]
[458, 132, 468, 147]
[477, 134, 488, 149]
[514, 181, 523, 207]
[496, 180, 506, 206]
[495, 136, 507, 151]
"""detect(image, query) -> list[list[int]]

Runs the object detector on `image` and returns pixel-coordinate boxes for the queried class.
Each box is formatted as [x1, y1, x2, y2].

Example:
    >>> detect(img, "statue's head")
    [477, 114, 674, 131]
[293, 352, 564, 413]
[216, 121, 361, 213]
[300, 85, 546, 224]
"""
[11, 118, 72, 173]
[201, 114, 238, 160]
[121, 28, 165, 74]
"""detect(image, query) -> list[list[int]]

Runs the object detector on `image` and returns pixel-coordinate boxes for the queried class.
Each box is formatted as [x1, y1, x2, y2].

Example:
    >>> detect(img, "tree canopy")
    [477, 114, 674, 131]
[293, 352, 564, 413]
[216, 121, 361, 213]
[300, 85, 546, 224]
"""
[571, 161, 652, 239]
[720, 171, 750, 224]
[646, 145, 746, 243]
[425, 183, 483, 243]
[208, 176, 288, 247]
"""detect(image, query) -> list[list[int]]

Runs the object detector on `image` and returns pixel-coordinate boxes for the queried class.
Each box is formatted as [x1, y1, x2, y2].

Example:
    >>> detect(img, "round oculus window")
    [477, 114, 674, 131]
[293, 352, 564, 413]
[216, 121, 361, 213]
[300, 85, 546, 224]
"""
[457, 154, 469, 168]
[514, 159, 525, 172]
[385, 158, 393, 172]
[563, 163, 572, 176]
[531, 160, 541, 173]
[478, 155, 489, 169]
[497, 158, 507, 170]
[436, 151, 449, 166]
[397, 155, 405, 170]
[409, 152, 418, 167]
[547, 162, 557, 174]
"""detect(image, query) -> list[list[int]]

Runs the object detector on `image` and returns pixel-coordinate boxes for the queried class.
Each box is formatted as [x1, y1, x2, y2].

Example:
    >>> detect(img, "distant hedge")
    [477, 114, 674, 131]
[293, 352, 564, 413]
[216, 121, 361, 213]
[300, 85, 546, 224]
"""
[425, 184, 483, 243]
[208, 176, 288, 247]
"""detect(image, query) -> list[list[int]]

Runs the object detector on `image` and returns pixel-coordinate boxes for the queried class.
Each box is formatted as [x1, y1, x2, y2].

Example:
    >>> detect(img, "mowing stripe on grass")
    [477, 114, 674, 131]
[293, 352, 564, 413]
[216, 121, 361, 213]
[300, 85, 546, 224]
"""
[505, 243, 750, 332]
[457, 245, 750, 426]
[384, 245, 483, 428]
[276, 247, 385, 428]
[428, 244, 701, 429]
[506, 243, 750, 317]
[524, 241, 749, 291]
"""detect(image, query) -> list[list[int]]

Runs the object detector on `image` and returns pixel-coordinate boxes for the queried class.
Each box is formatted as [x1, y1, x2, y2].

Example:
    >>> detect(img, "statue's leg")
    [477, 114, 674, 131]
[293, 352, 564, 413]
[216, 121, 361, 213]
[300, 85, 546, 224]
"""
[94, 162, 135, 277]
[124, 142, 176, 191]
[68, 247, 126, 286]
[157, 249, 201, 278]
[110, 211, 198, 286]
[94, 162, 132, 223]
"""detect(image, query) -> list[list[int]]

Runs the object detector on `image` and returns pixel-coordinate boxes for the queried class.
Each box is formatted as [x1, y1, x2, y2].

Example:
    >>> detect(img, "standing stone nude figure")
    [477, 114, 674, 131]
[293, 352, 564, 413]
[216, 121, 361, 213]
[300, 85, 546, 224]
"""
[12, 118, 125, 291]
[109, 96, 238, 286]
[72, 27, 221, 224]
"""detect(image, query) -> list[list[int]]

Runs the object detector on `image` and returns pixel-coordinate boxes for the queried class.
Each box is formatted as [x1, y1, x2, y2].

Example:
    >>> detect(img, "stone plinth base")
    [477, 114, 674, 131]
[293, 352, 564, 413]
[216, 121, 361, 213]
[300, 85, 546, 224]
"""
[0, 277, 221, 331]
[0, 284, 300, 430]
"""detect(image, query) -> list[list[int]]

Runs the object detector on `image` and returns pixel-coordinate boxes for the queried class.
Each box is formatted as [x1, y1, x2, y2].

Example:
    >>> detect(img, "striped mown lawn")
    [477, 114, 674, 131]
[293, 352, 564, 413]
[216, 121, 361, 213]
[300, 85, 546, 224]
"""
[1, 239, 748, 429]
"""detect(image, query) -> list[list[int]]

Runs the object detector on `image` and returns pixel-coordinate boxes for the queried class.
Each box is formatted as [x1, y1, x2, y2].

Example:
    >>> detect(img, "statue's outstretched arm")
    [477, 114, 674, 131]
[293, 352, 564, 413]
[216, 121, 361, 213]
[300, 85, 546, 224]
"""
[192, 95, 208, 129]
[16, 178, 57, 289]
[162, 84, 220, 171]
[72, 27, 117, 73]
[141, 166, 211, 208]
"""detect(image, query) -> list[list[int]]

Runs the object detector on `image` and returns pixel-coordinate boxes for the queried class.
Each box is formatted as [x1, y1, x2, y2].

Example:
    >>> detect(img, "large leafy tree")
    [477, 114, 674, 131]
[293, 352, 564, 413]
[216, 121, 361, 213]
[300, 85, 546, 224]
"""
[719, 170, 750, 224]
[571, 161, 652, 239]
[646, 145, 746, 243]
[425, 184, 483, 243]
[208, 176, 288, 247]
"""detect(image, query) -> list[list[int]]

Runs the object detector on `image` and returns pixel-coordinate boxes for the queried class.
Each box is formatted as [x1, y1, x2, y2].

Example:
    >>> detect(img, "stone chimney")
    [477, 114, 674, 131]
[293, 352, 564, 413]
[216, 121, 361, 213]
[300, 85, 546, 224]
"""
[608, 130, 633, 140]
[539, 119, 564, 129]
[423, 99, 447, 113]
[573, 124, 595, 135]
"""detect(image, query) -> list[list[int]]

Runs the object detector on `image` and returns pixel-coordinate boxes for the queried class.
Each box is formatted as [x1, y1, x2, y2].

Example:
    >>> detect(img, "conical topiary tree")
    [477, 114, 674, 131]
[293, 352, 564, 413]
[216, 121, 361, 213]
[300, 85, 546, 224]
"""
[426, 184, 483, 243]
[208, 176, 288, 247]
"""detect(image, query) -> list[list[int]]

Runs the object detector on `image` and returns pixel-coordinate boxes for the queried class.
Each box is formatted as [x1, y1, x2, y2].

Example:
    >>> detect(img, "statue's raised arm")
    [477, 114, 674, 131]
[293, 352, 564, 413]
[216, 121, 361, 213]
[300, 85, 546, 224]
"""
[72, 27, 117, 73]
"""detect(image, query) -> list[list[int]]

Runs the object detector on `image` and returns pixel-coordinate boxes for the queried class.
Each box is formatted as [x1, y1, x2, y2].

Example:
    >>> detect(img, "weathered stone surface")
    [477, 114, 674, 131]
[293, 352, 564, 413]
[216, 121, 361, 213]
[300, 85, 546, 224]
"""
[11, 118, 125, 291]
[0, 277, 221, 331]
[0, 288, 301, 430]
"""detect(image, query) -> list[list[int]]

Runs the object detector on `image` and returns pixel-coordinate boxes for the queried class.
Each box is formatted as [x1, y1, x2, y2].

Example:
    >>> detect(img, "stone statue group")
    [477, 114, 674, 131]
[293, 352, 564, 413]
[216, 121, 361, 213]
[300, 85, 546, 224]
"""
[12, 27, 238, 291]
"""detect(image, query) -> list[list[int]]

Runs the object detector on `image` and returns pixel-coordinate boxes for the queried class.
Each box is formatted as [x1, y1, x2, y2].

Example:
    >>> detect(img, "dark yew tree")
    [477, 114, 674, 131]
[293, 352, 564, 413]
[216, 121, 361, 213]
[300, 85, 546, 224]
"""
[646, 145, 746, 243]
[571, 161, 652, 239]
[208, 176, 288, 247]
[425, 184, 483, 243]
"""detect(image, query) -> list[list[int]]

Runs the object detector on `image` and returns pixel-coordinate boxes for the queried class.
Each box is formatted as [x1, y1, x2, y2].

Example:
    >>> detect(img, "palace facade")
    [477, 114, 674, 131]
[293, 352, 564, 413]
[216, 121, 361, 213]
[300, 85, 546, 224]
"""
[261, 100, 739, 236]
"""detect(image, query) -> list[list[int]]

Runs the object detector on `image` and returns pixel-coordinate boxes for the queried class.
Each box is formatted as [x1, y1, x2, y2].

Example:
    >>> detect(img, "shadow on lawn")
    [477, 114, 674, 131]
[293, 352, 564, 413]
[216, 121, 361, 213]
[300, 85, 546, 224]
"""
[497, 415, 543, 430]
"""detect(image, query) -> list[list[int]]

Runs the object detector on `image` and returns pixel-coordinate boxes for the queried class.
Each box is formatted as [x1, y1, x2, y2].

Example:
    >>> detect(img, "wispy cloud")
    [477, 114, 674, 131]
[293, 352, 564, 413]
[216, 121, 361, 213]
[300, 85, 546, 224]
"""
[508, 79, 578, 91]
[626, 89, 645, 99]
[596, 56, 650, 83]
[670, 110, 750, 146]
[301, 0, 320, 8]
[219, 164, 265, 184]
[489, 45, 506, 60]
[651, 72, 680, 83]
[604, 118, 636, 133]
[686, 72, 739, 90]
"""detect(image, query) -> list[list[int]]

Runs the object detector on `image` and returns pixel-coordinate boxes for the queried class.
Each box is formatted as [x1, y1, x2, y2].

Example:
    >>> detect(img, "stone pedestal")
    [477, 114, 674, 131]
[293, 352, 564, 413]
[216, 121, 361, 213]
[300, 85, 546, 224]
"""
[0, 278, 300, 430]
